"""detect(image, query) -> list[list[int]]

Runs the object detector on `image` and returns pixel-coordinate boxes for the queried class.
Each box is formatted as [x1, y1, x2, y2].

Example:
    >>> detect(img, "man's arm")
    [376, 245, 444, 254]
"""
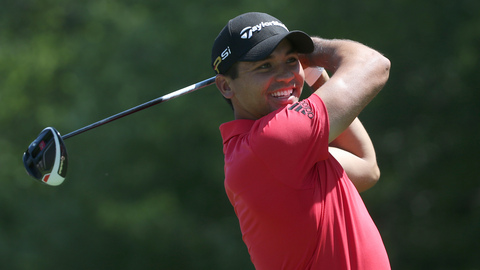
[305, 68, 381, 193]
[300, 37, 390, 142]
[329, 118, 380, 192]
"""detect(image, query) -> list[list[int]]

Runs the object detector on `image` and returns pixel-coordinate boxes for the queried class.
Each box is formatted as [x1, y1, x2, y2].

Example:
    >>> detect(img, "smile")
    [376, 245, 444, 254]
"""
[270, 89, 294, 98]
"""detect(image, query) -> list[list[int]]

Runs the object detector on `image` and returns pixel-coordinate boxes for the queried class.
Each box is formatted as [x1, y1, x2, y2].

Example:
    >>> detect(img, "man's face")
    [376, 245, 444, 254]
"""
[227, 39, 305, 120]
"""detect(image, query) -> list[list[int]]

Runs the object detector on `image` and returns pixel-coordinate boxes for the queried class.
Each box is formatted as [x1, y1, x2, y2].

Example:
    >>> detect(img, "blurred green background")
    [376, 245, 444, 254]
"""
[1, 0, 479, 269]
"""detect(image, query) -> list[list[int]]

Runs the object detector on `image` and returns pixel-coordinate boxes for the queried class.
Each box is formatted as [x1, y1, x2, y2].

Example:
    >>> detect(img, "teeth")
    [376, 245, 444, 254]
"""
[271, 89, 293, 97]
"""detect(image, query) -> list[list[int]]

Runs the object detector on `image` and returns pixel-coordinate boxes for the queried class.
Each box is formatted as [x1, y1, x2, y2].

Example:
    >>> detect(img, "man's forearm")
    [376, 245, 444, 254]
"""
[301, 38, 366, 73]
[329, 118, 380, 192]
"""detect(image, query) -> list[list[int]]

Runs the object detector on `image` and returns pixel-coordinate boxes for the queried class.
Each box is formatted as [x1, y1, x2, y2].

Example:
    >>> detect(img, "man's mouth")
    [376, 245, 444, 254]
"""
[270, 88, 294, 98]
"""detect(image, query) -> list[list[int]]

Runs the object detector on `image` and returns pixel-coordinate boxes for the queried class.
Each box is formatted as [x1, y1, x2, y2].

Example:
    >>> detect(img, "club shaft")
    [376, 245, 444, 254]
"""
[62, 76, 216, 140]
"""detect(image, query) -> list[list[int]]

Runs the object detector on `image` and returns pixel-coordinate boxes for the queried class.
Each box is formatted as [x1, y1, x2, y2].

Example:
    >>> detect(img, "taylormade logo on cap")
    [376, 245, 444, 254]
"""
[240, 21, 289, 39]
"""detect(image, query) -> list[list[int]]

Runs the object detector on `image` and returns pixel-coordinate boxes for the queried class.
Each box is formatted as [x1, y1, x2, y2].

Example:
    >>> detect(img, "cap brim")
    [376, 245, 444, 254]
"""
[240, 31, 313, 62]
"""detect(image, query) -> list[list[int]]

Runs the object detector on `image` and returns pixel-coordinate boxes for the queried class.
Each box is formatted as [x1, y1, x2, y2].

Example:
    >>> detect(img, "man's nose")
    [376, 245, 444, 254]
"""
[276, 66, 295, 82]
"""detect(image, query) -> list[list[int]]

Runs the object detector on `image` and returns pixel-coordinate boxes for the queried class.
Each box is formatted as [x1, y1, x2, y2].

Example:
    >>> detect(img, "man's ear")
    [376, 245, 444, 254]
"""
[215, 74, 234, 99]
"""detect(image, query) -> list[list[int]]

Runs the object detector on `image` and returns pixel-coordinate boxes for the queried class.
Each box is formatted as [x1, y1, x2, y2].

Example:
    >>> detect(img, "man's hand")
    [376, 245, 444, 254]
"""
[304, 66, 329, 90]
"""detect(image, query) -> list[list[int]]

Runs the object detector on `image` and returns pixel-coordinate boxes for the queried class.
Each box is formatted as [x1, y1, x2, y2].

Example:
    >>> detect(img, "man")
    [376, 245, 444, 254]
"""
[211, 12, 391, 269]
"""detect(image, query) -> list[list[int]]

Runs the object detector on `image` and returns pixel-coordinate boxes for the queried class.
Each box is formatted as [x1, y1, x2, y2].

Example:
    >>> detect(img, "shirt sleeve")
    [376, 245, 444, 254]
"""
[248, 94, 330, 188]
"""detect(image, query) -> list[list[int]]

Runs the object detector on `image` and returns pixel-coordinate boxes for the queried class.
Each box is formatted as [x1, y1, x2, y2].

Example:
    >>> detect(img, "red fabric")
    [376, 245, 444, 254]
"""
[220, 94, 390, 270]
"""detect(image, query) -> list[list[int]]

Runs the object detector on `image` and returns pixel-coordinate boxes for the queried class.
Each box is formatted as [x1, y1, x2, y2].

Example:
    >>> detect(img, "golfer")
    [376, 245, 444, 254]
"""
[212, 12, 391, 269]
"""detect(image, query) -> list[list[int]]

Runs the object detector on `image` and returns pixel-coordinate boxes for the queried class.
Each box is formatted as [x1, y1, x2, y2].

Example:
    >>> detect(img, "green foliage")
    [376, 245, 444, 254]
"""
[1, 0, 479, 269]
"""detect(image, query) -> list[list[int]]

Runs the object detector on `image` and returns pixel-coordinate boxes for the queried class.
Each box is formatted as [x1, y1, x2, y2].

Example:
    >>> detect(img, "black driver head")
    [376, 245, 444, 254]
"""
[23, 127, 68, 186]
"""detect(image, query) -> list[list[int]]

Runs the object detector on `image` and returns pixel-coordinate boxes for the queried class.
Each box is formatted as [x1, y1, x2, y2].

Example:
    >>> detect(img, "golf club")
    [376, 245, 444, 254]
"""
[23, 76, 216, 186]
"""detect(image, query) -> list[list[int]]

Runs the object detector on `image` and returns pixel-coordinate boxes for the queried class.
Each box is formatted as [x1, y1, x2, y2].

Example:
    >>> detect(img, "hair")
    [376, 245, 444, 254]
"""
[221, 62, 239, 110]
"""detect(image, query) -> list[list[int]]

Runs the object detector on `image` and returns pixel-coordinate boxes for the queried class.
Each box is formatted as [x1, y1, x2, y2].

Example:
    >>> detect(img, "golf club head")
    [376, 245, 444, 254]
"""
[23, 127, 68, 186]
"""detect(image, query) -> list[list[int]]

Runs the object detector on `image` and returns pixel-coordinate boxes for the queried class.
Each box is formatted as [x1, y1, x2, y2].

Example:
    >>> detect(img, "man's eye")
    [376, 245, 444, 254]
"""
[287, 57, 298, 64]
[258, 63, 271, 69]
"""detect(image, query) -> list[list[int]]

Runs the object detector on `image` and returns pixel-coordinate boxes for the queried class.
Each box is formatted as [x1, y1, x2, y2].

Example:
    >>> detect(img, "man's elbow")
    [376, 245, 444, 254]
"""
[364, 52, 391, 97]
[375, 54, 391, 90]
[371, 163, 381, 183]
[357, 163, 381, 193]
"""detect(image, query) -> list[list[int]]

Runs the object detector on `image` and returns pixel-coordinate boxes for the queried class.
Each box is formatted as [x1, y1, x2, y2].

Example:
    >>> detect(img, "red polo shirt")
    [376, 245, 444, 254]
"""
[220, 94, 390, 270]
